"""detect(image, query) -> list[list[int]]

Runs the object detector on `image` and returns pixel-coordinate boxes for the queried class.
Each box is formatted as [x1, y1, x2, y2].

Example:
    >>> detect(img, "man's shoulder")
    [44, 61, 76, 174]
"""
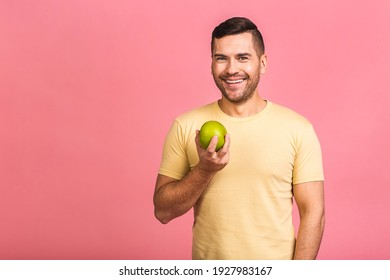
[269, 101, 312, 126]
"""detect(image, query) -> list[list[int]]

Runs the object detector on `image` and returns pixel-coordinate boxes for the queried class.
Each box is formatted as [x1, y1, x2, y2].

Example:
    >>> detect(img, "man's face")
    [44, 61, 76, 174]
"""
[211, 32, 266, 104]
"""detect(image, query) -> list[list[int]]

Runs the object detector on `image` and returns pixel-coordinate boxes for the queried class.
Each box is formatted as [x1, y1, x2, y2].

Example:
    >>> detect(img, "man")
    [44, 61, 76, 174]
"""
[153, 17, 325, 260]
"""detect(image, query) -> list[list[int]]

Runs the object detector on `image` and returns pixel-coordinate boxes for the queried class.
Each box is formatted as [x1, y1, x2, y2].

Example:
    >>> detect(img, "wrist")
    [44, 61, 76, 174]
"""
[193, 164, 217, 179]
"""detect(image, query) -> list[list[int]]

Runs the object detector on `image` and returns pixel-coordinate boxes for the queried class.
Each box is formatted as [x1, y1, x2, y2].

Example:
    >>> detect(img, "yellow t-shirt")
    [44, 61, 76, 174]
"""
[159, 101, 324, 259]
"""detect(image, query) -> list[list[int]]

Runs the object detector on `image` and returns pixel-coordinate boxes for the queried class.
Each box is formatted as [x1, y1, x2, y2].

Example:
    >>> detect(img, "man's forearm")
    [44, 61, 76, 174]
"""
[154, 132, 230, 224]
[293, 213, 325, 259]
[154, 166, 216, 224]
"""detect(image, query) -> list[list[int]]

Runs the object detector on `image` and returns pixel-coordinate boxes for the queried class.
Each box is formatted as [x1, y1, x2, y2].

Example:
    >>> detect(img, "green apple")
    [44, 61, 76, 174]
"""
[199, 120, 227, 151]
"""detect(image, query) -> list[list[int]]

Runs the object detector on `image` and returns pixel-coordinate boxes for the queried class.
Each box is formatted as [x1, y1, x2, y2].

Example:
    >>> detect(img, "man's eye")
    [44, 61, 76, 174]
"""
[216, 57, 226, 61]
[238, 57, 248, 61]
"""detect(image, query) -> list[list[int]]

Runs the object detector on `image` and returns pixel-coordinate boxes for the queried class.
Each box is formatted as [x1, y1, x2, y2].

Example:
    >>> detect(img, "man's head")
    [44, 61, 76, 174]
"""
[211, 17, 265, 57]
[211, 17, 267, 105]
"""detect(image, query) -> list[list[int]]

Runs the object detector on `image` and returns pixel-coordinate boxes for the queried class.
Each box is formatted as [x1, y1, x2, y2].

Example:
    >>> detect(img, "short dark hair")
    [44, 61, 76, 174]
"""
[211, 17, 265, 56]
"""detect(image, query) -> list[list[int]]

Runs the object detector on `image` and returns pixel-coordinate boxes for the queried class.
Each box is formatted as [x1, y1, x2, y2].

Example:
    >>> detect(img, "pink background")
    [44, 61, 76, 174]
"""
[1, 0, 389, 259]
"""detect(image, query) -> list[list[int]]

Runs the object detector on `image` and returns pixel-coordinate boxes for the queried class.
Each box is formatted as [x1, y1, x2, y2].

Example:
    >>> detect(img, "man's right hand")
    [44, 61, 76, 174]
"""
[153, 130, 230, 224]
[195, 130, 230, 174]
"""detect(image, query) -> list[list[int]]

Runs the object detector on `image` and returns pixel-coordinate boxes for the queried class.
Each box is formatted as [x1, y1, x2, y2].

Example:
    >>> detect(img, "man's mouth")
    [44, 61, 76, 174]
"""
[225, 79, 244, 84]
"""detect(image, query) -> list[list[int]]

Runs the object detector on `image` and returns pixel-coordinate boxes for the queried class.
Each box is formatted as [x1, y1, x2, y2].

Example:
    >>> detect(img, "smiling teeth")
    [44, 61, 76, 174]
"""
[226, 79, 243, 84]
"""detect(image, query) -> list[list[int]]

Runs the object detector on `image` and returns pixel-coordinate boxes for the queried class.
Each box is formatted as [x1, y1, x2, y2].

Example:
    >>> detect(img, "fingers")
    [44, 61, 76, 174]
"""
[195, 130, 230, 156]
[206, 136, 218, 153]
[218, 134, 230, 155]
[195, 131, 230, 173]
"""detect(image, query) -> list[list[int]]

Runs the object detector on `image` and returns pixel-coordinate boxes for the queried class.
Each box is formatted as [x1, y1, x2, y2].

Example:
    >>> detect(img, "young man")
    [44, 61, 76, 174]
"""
[154, 17, 325, 260]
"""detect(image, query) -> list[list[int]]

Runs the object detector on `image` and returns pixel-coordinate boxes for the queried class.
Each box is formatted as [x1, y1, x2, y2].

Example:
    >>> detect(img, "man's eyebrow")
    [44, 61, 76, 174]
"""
[237, 53, 252, 57]
[213, 53, 252, 57]
[213, 53, 227, 57]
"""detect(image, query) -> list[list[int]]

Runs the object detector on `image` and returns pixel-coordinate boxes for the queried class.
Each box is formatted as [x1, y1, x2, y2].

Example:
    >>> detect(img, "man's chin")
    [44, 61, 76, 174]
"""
[222, 92, 253, 105]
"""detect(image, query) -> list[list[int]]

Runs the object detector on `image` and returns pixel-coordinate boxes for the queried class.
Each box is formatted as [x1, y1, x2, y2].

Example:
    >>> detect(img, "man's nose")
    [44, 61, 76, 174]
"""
[226, 60, 239, 75]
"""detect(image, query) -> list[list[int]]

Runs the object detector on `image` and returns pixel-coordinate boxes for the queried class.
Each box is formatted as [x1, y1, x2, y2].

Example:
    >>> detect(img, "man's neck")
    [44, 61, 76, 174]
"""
[218, 95, 267, 118]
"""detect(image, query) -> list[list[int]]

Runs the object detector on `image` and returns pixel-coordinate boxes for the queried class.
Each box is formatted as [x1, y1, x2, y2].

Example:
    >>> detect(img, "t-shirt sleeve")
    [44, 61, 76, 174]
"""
[158, 120, 191, 180]
[292, 124, 324, 185]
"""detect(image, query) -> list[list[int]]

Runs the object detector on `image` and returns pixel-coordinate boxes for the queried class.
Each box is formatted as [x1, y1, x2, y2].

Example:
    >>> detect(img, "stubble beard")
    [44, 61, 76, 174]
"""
[213, 72, 260, 105]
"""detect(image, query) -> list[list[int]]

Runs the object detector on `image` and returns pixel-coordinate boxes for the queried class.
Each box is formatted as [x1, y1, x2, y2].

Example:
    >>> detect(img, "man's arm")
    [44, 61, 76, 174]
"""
[153, 132, 230, 224]
[293, 181, 325, 260]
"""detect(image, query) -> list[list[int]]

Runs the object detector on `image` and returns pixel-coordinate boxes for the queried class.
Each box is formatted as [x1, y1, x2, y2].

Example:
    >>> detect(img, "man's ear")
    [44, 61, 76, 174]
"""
[260, 54, 267, 74]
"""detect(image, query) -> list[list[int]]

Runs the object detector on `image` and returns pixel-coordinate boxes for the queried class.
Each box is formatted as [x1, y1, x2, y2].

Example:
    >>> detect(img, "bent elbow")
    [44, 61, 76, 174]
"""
[154, 209, 172, 224]
[156, 216, 171, 225]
